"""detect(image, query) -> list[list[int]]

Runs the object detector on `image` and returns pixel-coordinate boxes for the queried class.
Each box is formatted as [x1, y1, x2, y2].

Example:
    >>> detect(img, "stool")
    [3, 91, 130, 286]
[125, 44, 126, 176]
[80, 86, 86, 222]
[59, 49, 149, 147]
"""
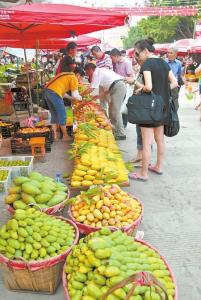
[29, 137, 46, 158]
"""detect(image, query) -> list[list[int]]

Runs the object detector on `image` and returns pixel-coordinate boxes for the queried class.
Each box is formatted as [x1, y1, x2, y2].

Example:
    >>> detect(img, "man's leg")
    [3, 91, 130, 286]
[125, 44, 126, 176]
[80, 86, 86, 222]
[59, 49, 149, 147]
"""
[171, 87, 179, 111]
[109, 82, 127, 138]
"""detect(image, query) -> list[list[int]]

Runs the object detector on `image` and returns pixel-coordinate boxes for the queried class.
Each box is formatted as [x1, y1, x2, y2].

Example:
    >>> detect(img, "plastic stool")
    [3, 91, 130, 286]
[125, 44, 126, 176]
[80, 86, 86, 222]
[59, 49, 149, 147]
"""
[29, 137, 46, 158]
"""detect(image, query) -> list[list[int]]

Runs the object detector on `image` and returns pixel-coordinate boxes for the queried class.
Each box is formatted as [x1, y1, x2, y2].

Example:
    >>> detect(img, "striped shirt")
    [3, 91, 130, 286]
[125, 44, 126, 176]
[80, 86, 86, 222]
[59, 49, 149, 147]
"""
[96, 53, 113, 70]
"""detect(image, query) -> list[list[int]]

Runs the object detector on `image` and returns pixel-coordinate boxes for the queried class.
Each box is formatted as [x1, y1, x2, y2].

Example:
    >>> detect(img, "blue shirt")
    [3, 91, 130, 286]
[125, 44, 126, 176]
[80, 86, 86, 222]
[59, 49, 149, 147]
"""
[166, 59, 182, 80]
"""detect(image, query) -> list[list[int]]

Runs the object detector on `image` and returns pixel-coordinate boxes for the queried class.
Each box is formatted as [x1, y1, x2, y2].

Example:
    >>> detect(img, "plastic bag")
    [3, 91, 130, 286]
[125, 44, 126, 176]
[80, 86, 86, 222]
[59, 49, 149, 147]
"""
[121, 84, 134, 115]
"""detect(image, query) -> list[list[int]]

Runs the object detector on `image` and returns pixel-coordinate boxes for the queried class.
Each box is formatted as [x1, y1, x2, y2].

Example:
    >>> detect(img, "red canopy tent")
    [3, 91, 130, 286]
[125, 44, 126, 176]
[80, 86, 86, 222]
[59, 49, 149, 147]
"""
[0, 35, 101, 50]
[0, 3, 127, 40]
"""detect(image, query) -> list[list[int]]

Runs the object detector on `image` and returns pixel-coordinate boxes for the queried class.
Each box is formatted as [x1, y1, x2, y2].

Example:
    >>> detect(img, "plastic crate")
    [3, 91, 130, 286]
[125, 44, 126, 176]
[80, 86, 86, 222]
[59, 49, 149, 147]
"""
[0, 169, 11, 195]
[0, 156, 34, 179]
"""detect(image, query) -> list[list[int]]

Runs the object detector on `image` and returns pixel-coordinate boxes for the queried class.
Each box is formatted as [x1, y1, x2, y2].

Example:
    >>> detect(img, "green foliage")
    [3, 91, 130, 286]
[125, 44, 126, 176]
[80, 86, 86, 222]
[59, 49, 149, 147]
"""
[123, 0, 199, 48]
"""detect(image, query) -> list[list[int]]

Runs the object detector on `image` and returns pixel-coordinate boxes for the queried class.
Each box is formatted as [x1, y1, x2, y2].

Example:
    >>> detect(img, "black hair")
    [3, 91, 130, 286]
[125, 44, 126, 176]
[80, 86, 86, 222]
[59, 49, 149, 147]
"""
[66, 42, 77, 52]
[84, 63, 96, 71]
[110, 48, 121, 56]
[91, 46, 101, 53]
[74, 66, 85, 77]
[60, 56, 75, 73]
[134, 37, 155, 53]
[60, 48, 66, 55]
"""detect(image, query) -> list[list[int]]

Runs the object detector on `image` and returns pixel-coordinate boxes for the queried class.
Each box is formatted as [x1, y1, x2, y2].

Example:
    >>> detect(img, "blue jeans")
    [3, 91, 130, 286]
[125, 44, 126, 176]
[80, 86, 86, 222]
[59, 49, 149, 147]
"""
[44, 89, 66, 126]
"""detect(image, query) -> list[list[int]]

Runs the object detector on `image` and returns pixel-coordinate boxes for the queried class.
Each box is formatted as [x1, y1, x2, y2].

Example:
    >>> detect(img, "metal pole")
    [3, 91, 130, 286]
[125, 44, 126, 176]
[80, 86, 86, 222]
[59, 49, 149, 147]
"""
[35, 40, 40, 108]
[23, 47, 33, 116]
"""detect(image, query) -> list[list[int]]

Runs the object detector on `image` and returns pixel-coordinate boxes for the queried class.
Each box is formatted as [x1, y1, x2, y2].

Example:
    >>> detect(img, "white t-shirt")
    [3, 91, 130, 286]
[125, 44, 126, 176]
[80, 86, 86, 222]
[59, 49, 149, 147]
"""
[90, 67, 122, 92]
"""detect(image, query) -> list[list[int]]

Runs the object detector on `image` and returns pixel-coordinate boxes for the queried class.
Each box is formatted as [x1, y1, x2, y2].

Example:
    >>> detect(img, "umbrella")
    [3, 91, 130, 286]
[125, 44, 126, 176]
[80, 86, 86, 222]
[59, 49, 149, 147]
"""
[0, 35, 101, 50]
[0, 3, 126, 111]
[0, 4, 127, 40]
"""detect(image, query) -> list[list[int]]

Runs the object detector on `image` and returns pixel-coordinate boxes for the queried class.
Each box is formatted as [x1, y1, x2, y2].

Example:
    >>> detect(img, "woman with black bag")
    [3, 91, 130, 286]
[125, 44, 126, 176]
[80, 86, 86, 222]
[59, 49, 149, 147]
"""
[128, 38, 178, 181]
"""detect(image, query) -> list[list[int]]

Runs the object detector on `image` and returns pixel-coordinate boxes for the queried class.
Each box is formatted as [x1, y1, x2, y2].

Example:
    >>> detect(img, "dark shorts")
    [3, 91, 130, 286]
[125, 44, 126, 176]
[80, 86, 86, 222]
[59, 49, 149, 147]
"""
[199, 84, 201, 95]
[44, 89, 66, 126]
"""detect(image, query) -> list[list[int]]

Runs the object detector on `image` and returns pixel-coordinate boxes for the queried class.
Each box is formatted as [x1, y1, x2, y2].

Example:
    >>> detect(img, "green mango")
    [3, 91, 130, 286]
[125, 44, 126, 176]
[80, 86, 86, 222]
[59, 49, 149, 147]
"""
[47, 194, 66, 207]
[13, 200, 27, 210]
[29, 171, 44, 182]
[14, 176, 30, 186]
[22, 182, 40, 195]
[35, 194, 52, 204]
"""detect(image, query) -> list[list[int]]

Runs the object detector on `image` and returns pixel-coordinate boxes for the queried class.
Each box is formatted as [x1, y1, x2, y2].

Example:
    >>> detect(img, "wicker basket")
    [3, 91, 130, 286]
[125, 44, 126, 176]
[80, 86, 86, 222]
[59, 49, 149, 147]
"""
[7, 189, 70, 215]
[62, 238, 178, 300]
[0, 217, 79, 294]
[67, 194, 144, 235]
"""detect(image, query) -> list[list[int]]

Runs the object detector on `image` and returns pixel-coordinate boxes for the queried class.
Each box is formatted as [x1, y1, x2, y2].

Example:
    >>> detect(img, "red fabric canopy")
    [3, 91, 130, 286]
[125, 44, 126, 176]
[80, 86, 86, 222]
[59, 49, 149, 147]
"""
[0, 4, 126, 40]
[0, 35, 101, 50]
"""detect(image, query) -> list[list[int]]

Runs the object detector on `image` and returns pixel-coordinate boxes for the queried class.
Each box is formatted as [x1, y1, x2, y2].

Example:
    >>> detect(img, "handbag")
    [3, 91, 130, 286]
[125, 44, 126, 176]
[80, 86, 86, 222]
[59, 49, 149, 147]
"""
[164, 97, 180, 137]
[126, 91, 166, 125]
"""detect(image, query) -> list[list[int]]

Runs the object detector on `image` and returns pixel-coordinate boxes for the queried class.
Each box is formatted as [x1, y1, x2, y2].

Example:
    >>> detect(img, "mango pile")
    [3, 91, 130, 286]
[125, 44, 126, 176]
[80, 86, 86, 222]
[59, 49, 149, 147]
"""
[65, 228, 175, 300]
[0, 170, 9, 181]
[0, 208, 75, 261]
[0, 160, 30, 167]
[5, 171, 68, 209]
[71, 123, 128, 188]
[73, 102, 112, 131]
[71, 185, 142, 228]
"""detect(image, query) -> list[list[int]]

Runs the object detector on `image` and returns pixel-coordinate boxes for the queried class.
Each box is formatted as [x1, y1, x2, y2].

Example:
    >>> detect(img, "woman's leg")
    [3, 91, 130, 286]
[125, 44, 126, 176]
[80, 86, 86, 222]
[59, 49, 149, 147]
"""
[131, 125, 142, 163]
[44, 90, 58, 140]
[140, 127, 154, 177]
[152, 126, 164, 172]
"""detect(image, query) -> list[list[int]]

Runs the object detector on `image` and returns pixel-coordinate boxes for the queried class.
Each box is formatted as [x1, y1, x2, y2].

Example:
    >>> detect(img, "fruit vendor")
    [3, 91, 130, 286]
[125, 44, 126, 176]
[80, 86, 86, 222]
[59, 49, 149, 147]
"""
[44, 64, 83, 141]
[84, 63, 127, 140]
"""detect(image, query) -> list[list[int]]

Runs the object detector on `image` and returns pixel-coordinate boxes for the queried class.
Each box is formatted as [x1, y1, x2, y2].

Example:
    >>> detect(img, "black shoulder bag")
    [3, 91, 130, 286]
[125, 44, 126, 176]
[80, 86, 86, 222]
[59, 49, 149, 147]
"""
[164, 97, 180, 137]
[126, 91, 166, 125]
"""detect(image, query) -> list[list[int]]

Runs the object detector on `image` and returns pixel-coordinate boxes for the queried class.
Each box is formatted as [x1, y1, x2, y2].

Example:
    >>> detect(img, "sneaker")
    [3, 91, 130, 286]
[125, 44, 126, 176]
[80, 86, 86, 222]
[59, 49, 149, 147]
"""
[115, 135, 126, 140]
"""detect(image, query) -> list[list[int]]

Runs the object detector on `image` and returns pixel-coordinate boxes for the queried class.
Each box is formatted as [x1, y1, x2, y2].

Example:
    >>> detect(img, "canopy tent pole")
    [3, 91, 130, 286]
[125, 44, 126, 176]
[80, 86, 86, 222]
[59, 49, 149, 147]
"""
[35, 40, 40, 108]
[23, 47, 33, 116]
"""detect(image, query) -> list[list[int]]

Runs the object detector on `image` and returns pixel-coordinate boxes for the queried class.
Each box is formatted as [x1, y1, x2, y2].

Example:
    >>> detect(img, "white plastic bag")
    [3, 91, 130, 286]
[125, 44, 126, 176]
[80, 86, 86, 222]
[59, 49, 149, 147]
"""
[121, 84, 133, 115]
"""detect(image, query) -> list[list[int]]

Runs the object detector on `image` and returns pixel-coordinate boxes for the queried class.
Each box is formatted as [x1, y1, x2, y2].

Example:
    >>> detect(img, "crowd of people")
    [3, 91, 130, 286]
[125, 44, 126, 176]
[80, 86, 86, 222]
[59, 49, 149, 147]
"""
[42, 40, 200, 181]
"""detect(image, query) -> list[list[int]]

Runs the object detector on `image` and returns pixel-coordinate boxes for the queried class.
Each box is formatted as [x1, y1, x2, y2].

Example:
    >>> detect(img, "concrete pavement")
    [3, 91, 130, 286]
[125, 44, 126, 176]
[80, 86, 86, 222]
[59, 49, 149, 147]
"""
[0, 88, 201, 300]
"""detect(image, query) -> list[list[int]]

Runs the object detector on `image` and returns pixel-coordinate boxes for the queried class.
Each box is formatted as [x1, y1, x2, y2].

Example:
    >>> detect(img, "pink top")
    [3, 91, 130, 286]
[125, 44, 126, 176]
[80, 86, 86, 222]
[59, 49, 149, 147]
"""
[113, 57, 133, 77]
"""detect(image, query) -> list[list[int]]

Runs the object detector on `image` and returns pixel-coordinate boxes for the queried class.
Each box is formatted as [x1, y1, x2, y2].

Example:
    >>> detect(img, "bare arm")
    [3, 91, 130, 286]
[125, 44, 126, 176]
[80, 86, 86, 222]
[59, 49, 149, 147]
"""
[143, 71, 152, 92]
[168, 70, 178, 90]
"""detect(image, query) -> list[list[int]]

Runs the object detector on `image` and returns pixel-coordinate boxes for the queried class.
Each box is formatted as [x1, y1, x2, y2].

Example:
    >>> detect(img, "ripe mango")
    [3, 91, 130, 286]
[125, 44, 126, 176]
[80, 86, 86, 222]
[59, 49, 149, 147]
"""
[8, 186, 21, 194]
[5, 194, 21, 204]
[21, 193, 36, 204]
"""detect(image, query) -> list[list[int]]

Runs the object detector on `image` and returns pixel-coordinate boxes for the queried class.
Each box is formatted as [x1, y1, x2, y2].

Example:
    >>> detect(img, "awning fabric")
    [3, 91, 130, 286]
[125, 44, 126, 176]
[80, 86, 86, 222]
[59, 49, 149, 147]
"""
[0, 3, 127, 40]
[0, 35, 101, 50]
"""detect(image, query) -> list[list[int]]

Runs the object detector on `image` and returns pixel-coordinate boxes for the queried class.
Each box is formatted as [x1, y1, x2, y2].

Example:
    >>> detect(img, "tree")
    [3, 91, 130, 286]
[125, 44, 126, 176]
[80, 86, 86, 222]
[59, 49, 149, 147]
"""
[123, 0, 199, 49]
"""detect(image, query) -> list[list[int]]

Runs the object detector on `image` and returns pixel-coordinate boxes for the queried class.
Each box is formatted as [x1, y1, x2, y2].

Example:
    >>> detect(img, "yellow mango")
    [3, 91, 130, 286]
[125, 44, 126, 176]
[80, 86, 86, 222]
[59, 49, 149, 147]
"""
[87, 170, 97, 176]
[77, 164, 88, 171]
[84, 175, 95, 181]
[74, 170, 86, 177]
[71, 181, 82, 187]
[82, 180, 93, 187]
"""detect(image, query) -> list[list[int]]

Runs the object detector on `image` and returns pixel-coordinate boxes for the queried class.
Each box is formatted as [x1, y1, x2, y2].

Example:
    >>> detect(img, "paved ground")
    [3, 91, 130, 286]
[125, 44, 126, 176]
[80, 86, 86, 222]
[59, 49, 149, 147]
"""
[0, 88, 201, 300]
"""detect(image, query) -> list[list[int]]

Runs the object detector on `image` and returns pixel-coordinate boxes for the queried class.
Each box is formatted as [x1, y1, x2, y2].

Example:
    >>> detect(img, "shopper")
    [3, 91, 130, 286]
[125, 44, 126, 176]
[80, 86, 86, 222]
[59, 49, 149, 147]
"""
[84, 63, 127, 140]
[44, 66, 82, 141]
[91, 46, 113, 111]
[166, 46, 182, 111]
[56, 42, 77, 74]
[110, 48, 133, 128]
[128, 38, 177, 181]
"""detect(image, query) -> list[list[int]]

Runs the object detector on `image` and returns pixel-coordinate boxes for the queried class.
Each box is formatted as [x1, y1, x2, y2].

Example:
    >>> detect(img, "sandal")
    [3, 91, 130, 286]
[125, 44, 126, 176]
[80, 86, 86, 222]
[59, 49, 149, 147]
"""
[131, 158, 142, 163]
[129, 172, 148, 182]
[148, 165, 163, 175]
